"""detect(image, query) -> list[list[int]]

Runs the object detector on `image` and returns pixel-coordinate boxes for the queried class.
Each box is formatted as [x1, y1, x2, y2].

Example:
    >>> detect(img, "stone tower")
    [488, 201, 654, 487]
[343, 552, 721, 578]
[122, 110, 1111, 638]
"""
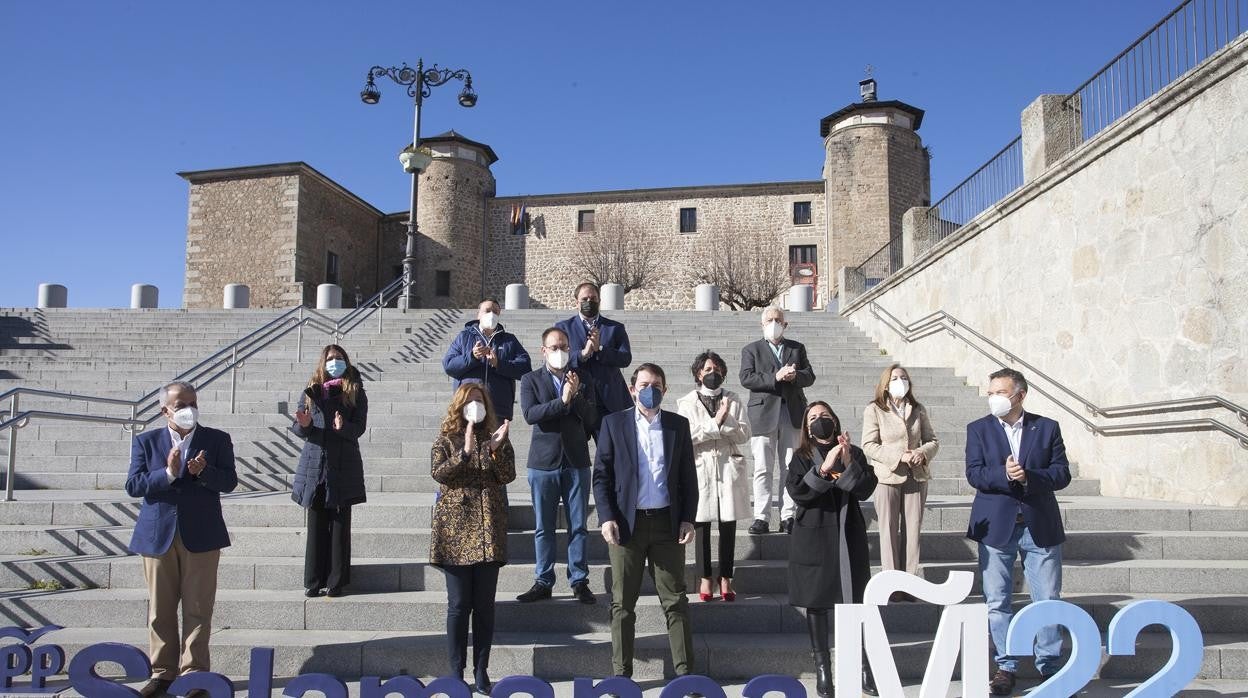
[821, 80, 930, 286]
[409, 130, 498, 309]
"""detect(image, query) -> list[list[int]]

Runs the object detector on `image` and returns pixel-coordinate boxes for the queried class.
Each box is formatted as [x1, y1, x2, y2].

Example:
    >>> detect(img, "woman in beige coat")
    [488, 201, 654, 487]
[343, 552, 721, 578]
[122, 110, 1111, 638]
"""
[861, 364, 938, 601]
[675, 350, 752, 602]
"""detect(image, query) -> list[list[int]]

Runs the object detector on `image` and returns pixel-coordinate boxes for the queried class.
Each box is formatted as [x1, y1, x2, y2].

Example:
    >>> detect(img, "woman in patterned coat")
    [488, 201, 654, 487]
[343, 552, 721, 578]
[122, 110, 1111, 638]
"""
[430, 382, 515, 695]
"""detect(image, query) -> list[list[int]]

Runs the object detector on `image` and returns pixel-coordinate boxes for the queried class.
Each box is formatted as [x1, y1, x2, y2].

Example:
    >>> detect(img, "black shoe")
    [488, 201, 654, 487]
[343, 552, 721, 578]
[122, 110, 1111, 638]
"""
[748, 519, 769, 535]
[989, 668, 1016, 696]
[813, 651, 832, 698]
[305, 587, 324, 598]
[138, 678, 172, 698]
[862, 664, 878, 696]
[516, 582, 552, 602]
[325, 587, 344, 598]
[571, 581, 597, 604]
[474, 670, 492, 695]
[780, 518, 794, 534]
[186, 690, 210, 698]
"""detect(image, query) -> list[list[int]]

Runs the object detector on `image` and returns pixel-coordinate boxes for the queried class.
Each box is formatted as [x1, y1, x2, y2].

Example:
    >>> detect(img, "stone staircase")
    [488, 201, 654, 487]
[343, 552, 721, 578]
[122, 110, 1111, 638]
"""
[0, 307, 1245, 687]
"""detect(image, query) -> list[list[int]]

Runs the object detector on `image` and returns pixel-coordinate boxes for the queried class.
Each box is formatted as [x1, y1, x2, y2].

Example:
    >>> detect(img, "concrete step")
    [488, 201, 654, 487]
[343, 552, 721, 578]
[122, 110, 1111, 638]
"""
[1, 523, 1236, 563]
[17, 626, 1248, 683]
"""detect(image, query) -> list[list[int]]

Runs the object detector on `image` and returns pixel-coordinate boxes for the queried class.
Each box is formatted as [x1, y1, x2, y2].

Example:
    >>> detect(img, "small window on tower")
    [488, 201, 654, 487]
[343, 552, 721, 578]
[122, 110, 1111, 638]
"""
[793, 201, 812, 226]
[325, 251, 340, 285]
[435, 270, 451, 297]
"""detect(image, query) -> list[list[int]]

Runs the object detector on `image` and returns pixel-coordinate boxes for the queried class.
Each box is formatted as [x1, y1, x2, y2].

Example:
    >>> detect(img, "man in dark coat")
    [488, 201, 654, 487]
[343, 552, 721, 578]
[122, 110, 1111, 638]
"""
[556, 283, 633, 417]
[125, 381, 237, 698]
[443, 298, 533, 421]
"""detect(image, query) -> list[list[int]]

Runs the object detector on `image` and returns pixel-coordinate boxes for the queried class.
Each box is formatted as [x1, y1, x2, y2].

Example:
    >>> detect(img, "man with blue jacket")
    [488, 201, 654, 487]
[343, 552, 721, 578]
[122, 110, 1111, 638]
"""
[556, 283, 633, 418]
[125, 381, 237, 698]
[442, 298, 532, 420]
[965, 368, 1071, 696]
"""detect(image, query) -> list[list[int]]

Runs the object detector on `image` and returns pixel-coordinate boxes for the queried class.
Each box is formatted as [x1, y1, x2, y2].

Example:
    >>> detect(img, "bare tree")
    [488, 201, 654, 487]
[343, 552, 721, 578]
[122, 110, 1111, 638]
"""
[693, 227, 791, 310]
[568, 213, 660, 294]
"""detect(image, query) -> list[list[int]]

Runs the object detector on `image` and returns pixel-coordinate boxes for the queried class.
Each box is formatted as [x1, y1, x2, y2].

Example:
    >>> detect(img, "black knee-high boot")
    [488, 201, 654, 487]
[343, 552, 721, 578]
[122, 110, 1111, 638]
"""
[806, 610, 833, 698]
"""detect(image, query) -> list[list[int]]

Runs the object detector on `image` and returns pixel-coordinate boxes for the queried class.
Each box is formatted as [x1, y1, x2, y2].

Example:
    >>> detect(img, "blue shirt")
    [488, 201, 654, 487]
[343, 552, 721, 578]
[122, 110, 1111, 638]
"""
[634, 409, 669, 508]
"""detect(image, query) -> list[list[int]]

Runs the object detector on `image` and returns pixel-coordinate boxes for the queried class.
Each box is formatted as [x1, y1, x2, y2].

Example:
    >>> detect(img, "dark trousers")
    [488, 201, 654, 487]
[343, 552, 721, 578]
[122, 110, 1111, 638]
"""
[305, 485, 352, 591]
[608, 509, 692, 676]
[444, 563, 500, 680]
[694, 521, 736, 579]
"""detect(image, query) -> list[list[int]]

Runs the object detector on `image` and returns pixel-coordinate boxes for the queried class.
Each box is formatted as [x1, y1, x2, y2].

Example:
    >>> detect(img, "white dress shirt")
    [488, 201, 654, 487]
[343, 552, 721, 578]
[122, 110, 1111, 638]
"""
[634, 409, 670, 508]
[166, 426, 196, 482]
[998, 411, 1025, 463]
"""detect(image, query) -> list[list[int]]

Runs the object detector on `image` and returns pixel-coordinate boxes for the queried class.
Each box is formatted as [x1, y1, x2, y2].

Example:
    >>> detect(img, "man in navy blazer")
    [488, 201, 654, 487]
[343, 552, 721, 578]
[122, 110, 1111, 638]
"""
[515, 327, 600, 605]
[592, 363, 698, 678]
[556, 282, 633, 417]
[125, 381, 237, 698]
[965, 368, 1071, 696]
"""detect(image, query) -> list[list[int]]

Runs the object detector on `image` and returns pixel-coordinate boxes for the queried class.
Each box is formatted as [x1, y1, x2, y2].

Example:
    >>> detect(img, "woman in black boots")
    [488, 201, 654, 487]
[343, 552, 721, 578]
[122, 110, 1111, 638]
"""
[291, 344, 368, 597]
[785, 401, 878, 697]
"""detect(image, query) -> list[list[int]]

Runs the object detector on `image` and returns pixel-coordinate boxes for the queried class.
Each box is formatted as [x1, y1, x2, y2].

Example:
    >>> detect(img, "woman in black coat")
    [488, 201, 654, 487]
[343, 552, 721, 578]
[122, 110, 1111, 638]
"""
[291, 344, 368, 597]
[786, 401, 877, 698]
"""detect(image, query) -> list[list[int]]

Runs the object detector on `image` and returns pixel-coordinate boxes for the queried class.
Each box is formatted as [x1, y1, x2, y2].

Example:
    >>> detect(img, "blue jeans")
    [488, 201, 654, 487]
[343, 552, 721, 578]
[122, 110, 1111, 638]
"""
[979, 522, 1064, 675]
[528, 466, 590, 587]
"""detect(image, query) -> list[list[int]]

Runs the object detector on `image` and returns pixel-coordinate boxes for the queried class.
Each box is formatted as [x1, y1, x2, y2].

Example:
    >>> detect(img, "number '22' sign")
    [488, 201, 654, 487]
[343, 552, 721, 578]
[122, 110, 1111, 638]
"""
[836, 571, 1204, 697]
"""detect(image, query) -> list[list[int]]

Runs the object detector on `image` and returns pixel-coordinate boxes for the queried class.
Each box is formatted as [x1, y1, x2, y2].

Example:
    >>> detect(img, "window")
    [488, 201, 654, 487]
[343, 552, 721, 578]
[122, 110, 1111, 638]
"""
[577, 209, 596, 233]
[435, 270, 451, 297]
[789, 244, 818, 266]
[679, 207, 697, 233]
[793, 201, 812, 226]
[325, 251, 340, 285]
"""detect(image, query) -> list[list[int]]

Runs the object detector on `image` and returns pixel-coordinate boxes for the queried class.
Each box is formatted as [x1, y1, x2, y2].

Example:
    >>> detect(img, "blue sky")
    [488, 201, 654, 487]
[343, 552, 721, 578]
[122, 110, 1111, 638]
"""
[0, 0, 1180, 308]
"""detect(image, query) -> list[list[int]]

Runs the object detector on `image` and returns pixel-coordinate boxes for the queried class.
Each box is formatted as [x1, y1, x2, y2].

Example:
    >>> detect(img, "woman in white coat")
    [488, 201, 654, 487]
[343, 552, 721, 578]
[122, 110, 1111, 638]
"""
[675, 350, 752, 602]
[861, 363, 939, 602]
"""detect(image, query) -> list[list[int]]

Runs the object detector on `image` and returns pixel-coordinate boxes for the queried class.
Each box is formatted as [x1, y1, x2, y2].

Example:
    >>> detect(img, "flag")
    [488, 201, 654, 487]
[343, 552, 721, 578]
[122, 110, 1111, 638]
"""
[511, 202, 528, 235]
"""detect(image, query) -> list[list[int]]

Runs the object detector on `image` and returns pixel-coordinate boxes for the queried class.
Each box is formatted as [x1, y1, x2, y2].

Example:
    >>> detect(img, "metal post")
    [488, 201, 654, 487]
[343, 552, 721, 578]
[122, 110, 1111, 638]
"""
[5, 394, 18, 502]
[402, 62, 424, 313]
[296, 307, 304, 362]
[378, 298, 384, 334]
[230, 346, 239, 415]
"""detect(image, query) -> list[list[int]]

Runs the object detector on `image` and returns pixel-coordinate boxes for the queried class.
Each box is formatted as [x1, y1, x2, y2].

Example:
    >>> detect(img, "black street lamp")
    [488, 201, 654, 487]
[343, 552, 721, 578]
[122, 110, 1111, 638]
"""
[361, 60, 477, 310]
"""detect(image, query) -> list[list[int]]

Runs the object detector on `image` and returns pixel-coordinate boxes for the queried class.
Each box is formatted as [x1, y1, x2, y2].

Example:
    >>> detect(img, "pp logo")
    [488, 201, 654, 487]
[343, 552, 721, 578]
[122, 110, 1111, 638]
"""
[0, 624, 65, 692]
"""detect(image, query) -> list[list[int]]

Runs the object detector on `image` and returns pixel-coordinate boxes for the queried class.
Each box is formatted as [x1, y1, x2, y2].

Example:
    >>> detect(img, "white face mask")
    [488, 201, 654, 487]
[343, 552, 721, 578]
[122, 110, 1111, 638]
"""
[988, 394, 1014, 418]
[171, 406, 198, 431]
[888, 378, 910, 400]
[546, 349, 569, 370]
[479, 312, 498, 331]
[463, 401, 486, 424]
[763, 320, 784, 341]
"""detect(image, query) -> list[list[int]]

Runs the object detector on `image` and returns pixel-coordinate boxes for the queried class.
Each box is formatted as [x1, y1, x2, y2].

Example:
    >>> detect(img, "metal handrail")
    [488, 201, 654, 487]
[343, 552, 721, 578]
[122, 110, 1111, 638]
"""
[0, 275, 409, 500]
[867, 301, 1248, 449]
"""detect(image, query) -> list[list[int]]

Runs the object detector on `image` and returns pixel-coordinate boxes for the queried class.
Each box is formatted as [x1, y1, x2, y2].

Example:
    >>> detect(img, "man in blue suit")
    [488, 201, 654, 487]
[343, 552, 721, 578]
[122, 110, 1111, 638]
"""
[125, 381, 237, 698]
[442, 298, 532, 420]
[593, 363, 699, 678]
[556, 283, 633, 418]
[965, 368, 1071, 696]
[515, 327, 600, 604]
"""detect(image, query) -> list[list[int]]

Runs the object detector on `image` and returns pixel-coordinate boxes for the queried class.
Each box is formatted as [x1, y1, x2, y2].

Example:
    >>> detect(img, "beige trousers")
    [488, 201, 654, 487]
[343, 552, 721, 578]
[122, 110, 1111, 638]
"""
[141, 532, 221, 679]
[874, 478, 928, 576]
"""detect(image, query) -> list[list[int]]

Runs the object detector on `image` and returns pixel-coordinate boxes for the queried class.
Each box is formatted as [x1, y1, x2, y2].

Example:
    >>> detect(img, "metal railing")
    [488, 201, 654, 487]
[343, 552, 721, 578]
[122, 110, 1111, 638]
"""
[853, 235, 903, 287]
[921, 136, 1023, 256]
[1065, 0, 1248, 148]
[0, 275, 409, 500]
[867, 301, 1248, 448]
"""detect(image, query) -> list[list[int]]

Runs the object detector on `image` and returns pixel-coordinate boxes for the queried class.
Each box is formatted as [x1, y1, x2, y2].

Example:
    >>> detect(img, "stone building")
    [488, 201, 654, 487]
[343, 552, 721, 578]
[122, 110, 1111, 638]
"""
[178, 84, 929, 310]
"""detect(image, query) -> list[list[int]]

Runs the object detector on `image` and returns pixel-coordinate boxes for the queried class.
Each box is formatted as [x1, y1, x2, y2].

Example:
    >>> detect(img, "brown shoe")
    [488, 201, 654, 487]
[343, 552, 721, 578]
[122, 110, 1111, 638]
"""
[989, 668, 1016, 696]
[138, 678, 172, 697]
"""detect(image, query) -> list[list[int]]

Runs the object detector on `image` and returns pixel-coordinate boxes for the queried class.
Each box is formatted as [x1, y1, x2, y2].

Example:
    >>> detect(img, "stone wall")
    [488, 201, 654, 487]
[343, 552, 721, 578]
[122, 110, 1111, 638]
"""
[182, 174, 301, 309]
[294, 174, 382, 307]
[480, 182, 827, 311]
[842, 36, 1248, 506]
[412, 157, 495, 309]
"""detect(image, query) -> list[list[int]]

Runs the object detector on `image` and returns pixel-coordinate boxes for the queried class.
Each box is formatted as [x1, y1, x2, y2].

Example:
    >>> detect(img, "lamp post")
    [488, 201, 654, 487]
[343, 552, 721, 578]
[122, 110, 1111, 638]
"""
[361, 60, 478, 311]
